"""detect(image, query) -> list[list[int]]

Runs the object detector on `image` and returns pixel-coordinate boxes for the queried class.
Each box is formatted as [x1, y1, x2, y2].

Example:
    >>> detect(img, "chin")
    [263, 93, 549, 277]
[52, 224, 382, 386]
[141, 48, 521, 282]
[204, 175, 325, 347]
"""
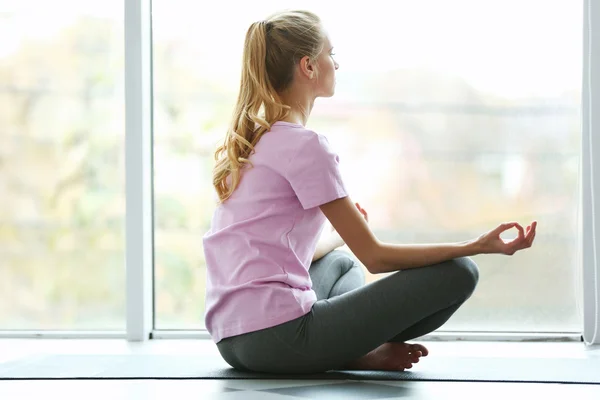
[316, 85, 336, 98]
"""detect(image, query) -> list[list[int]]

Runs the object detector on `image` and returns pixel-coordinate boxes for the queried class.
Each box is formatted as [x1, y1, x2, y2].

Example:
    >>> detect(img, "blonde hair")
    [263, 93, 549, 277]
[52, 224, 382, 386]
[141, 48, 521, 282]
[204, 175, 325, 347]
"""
[212, 10, 325, 203]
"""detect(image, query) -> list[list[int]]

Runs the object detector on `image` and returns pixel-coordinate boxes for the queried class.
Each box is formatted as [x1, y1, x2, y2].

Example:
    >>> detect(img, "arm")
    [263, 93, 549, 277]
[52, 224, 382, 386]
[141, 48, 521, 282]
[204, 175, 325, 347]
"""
[319, 197, 536, 274]
[373, 241, 479, 273]
[312, 202, 369, 263]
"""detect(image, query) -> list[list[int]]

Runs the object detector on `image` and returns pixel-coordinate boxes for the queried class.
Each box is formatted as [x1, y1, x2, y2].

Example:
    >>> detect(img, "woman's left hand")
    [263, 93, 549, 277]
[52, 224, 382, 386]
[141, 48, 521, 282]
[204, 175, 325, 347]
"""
[355, 202, 369, 222]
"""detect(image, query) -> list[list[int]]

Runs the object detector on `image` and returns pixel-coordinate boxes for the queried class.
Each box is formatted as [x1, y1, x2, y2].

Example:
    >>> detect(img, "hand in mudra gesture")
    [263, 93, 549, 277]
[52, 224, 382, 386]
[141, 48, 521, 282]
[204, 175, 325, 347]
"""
[475, 221, 537, 255]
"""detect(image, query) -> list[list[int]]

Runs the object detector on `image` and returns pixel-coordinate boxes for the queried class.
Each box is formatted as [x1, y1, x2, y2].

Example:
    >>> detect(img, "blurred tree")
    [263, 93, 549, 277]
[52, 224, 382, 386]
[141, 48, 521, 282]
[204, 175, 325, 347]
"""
[0, 16, 125, 329]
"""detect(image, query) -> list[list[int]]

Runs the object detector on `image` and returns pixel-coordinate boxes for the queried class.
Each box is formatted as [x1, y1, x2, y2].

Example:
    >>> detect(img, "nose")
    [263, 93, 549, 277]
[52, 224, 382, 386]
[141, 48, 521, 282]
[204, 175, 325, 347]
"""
[334, 61, 339, 70]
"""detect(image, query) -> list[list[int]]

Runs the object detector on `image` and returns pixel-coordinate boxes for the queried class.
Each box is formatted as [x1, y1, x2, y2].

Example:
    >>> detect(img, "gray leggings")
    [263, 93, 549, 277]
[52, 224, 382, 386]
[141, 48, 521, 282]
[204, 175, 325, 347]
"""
[216, 250, 479, 374]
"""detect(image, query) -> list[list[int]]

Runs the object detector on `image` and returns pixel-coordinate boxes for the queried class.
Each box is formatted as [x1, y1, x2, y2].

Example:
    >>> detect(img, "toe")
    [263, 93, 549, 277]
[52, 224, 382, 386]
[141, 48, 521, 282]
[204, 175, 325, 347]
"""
[411, 344, 429, 356]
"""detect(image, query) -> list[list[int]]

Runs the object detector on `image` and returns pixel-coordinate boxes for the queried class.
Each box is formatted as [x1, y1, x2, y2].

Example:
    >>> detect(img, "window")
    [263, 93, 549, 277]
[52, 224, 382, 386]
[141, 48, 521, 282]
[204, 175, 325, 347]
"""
[0, 1, 125, 329]
[152, 0, 582, 332]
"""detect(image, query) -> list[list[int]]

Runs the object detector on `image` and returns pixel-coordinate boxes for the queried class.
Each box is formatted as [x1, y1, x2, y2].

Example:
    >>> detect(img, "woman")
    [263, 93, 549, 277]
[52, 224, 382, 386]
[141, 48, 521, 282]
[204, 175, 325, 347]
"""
[203, 10, 537, 374]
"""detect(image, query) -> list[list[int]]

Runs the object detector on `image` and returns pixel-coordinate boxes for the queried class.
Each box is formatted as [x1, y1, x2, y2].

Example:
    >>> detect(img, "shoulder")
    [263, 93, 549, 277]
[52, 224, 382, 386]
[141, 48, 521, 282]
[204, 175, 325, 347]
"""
[293, 128, 327, 148]
[262, 123, 332, 154]
[265, 122, 318, 139]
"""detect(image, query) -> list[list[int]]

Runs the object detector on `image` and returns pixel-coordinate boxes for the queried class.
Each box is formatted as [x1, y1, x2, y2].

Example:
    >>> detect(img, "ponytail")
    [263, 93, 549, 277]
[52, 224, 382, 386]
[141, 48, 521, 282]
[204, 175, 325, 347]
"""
[212, 11, 323, 203]
[212, 21, 290, 203]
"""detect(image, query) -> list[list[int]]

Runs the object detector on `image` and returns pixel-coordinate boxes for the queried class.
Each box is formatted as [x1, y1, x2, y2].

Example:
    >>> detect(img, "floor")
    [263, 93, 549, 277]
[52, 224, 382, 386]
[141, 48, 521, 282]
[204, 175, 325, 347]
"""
[0, 339, 599, 399]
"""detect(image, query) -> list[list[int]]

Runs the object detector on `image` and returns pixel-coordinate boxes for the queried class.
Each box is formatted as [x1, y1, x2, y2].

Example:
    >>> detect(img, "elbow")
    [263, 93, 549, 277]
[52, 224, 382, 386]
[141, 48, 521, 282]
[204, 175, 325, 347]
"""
[365, 260, 382, 275]
[362, 242, 384, 274]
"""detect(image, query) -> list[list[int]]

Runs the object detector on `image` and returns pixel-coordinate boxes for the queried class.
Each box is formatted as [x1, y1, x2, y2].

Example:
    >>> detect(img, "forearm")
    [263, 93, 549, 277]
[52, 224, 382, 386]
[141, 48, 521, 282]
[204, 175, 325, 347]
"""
[373, 240, 481, 273]
[312, 231, 345, 262]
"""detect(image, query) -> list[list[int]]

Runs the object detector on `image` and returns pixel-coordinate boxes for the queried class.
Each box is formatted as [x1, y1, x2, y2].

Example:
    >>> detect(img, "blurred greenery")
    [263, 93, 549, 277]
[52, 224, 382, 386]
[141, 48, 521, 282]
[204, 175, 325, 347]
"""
[0, 14, 125, 329]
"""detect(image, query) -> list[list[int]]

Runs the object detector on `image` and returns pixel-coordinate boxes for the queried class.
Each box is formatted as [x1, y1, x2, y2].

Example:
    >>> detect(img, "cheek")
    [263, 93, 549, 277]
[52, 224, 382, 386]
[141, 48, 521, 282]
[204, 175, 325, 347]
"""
[316, 58, 335, 86]
[318, 57, 334, 75]
[325, 59, 336, 78]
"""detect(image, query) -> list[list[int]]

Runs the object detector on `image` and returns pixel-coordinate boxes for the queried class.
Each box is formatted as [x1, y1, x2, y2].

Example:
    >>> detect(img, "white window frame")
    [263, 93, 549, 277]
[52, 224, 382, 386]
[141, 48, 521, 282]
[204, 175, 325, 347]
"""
[124, 0, 154, 341]
[0, 0, 597, 344]
[582, 0, 600, 346]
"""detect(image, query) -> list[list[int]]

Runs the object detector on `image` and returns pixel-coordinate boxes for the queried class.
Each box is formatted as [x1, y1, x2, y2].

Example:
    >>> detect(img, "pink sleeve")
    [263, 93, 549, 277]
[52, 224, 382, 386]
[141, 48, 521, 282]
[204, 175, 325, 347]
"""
[285, 133, 348, 210]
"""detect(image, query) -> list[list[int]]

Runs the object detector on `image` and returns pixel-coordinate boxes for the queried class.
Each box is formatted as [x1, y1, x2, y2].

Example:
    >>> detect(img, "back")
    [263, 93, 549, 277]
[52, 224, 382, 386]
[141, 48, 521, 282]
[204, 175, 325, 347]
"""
[202, 121, 348, 343]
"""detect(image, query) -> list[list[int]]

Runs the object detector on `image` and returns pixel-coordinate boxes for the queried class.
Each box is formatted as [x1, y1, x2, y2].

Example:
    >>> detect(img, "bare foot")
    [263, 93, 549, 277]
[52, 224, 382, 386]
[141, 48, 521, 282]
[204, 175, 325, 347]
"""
[345, 342, 429, 371]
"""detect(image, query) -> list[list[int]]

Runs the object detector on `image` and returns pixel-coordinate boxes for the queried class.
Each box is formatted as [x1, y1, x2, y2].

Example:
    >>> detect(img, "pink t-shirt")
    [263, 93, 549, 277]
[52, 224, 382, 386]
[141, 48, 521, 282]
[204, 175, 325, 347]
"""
[202, 121, 349, 343]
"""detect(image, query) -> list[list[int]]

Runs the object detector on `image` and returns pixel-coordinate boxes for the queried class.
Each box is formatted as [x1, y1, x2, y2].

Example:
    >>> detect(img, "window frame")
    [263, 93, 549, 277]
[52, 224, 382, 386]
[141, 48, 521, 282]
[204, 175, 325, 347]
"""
[581, 0, 600, 345]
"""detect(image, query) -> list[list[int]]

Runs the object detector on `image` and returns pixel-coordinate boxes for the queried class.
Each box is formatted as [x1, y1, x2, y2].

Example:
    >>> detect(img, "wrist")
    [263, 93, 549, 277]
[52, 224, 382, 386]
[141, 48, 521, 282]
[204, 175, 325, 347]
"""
[463, 238, 483, 256]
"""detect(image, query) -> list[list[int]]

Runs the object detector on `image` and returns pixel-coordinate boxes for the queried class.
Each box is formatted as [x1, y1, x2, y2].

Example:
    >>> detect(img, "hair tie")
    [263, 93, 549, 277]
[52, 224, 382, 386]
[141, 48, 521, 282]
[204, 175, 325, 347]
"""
[261, 20, 273, 33]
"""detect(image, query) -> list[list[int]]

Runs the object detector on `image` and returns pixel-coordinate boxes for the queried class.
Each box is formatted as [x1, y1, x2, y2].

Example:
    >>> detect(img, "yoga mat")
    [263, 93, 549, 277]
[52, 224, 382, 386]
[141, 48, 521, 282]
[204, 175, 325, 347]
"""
[1, 354, 599, 384]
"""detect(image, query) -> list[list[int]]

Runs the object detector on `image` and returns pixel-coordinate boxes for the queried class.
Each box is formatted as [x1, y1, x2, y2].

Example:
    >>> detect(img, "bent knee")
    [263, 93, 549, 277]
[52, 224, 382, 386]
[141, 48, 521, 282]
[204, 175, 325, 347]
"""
[446, 256, 479, 294]
[328, 251, 365, 275]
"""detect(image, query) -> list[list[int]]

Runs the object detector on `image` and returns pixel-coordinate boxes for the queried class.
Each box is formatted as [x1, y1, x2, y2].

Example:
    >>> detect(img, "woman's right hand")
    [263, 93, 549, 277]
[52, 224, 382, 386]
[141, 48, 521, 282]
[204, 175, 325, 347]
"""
[474, 221, 537, 255]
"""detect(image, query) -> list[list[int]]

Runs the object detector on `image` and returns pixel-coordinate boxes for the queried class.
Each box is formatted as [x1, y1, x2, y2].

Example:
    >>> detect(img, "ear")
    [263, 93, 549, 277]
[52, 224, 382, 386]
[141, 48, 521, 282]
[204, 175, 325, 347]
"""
[299, 55, 315, 79]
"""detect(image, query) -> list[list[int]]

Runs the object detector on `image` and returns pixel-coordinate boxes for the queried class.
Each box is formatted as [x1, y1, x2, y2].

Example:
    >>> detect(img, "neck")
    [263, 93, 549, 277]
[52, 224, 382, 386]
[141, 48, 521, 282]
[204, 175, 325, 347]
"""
[278, 90, 315, 126]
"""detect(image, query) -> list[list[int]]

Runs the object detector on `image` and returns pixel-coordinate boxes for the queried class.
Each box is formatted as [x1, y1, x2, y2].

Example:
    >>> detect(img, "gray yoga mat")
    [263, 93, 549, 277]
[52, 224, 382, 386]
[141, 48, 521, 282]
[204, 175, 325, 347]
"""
[1, 354, 599, 384]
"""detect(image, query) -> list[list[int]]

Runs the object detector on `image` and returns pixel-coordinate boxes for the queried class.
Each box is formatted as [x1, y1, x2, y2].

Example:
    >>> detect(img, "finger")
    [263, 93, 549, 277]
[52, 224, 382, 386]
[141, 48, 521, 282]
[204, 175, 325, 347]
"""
[504, 224, 525, 245]
[517, 228, 536, 250]
[527, 221, 538, 245]
[529, 225, 537, 239]
[529, 221, 537, 232]
[506, 234, 526, 253]
[355, 203, 363, 214]
[494, 222, 519, 235]
[527, 224, 535, 240]
[356, 203, 368, 220]
[514, 223, 525, 239]
[529, 230, 536, 246]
